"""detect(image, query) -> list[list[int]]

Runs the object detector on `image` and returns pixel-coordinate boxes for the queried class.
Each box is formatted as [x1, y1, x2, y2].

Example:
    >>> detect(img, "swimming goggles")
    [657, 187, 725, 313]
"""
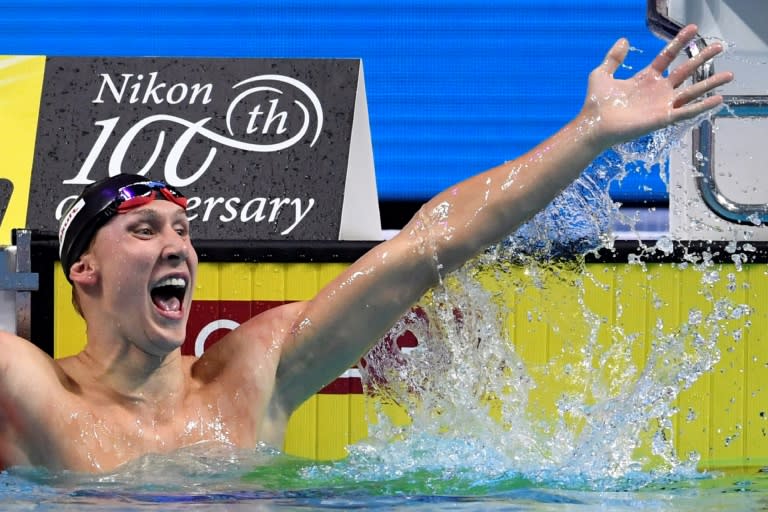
[115, 180, 188, 213]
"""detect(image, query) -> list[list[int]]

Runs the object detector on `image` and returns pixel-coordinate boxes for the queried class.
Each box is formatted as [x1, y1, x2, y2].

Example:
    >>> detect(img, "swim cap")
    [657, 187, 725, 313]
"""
[58, 174, 187, 281]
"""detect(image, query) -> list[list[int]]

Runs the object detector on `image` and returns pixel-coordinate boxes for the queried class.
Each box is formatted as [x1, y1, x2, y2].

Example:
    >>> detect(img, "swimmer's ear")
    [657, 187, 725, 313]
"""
[69, 254, 99, 287]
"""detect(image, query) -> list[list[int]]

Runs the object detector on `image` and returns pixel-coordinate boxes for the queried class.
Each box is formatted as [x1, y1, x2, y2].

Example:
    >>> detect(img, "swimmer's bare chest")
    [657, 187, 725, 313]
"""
[21, 372, 278, 473]
[53, 401, 257, 471]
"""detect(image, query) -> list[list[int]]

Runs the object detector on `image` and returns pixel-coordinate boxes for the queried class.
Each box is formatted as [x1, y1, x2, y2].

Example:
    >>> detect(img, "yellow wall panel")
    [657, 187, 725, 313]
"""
[219, 263, 252, 300]
[745, 264, 768, 466]
[316, 394, 351, 460]
[284, 263, 319, 301]
[350, 394, 370, 444]
[511, 270, 549, 366]
[0, 55, 45, 245]
[676, 269, 713, 464]
[284, 395, 318, 460]
[53, 262, 87, 358]
[709, 269, 747, 466]
[251, 262, 287, 301]
[747, 266, 767, 464]
[618, 264, 651, 377]
[318, 262, 348, 290]
[194, 262, 221, 300]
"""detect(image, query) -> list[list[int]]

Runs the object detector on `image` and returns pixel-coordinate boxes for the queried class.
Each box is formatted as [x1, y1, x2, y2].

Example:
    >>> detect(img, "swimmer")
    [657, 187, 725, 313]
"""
[0, 25, 733, 472]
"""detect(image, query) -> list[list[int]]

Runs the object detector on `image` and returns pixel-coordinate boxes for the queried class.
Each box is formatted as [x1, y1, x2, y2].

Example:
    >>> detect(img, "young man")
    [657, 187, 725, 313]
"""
[0, 25, 732, 472]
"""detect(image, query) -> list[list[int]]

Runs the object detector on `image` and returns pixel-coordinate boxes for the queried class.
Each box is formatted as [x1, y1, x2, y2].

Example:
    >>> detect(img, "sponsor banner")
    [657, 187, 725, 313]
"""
[184, 299, 417, 394]
[1, 56, 380, 245]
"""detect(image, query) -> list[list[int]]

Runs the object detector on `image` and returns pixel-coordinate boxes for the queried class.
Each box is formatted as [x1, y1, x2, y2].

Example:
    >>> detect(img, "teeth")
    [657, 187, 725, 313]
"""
[155, 276, 187, 288]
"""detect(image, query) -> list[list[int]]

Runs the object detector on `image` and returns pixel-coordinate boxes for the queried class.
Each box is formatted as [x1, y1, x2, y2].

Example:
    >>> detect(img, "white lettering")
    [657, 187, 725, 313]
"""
[220, 197, 240, 222]
[141, 72, 165, 103]
[54, 194, 315, 239]
[246, 103, 265, 134]
[268, 198, 290, 221]
[283, 198, 315, 235]
[261, 98, 289, 135]
[61, 73, 325, 238]
[201, 197, 225, 222]
[129, 74, 144, 103]
[185, 196, 202, 221]
[229, 75, 323, 146]
[189, 83, 213, 105]
[93, 74, 132, 104]
[65, 73, 323, 188]
[109, 119, 166, 176]
[188, 195, 315, 234]
[166, 83, 188, 104]
[64, 117, 123, 185]
[92, 71, 213, 105]
[241, 198, 267, 223]
[162, 118, 218, 187]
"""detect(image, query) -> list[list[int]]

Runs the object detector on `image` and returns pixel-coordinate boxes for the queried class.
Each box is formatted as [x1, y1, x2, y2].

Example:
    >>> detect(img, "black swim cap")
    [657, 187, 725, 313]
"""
[58, 174, 186, 282]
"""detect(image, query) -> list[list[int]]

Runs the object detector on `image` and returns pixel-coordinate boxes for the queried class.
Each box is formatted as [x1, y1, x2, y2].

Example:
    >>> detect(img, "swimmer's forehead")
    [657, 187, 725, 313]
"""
[111, 204, 189, 225]
[130, 203, 187, 217]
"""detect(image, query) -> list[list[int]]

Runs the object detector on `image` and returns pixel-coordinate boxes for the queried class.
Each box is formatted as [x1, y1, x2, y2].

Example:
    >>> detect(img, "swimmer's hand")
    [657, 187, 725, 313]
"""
[580, 23, 734, 150]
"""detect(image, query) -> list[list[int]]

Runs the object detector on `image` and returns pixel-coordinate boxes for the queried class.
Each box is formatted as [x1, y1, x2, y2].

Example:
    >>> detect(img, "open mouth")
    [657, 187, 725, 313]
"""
[150, 276, 187, 313]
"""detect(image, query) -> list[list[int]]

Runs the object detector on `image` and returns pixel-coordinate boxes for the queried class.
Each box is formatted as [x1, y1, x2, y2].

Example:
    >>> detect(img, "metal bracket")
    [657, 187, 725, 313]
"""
[692, 96, 768, 224]
[0, 230, 39, 339]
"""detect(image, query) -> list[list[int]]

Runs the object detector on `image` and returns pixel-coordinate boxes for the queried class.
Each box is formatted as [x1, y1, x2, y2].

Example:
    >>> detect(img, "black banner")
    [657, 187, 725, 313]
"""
[0, 179, 11, 229]
[27, 57, 367, 240]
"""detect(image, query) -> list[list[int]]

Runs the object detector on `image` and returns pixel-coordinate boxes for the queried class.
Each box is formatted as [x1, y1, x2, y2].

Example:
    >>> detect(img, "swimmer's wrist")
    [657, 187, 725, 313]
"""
[569, 112, 612, 155]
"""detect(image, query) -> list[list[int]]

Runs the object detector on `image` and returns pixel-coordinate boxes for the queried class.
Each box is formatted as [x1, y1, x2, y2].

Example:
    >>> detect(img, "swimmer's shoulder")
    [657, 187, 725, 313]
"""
[224, 300, 308, 347]
[0, 329, 55, 367]
[0, 330, 72, 388]
[193, 301, 308, 374]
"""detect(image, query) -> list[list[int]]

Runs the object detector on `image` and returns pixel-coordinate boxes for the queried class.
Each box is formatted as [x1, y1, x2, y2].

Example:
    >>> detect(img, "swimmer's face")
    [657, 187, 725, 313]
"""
[86, 199, 197, 352]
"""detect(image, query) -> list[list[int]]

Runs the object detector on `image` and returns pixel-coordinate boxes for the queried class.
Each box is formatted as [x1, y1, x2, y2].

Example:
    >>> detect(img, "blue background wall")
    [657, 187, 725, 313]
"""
[0, 1, 667, 207]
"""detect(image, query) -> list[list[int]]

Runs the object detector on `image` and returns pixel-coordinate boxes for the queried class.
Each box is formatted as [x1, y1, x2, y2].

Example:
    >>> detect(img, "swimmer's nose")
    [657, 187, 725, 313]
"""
[161, 228, 190, 263]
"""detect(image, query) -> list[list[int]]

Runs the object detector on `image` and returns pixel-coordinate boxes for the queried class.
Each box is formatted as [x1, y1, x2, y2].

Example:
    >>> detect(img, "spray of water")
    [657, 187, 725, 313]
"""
[314, 106, 757, 492]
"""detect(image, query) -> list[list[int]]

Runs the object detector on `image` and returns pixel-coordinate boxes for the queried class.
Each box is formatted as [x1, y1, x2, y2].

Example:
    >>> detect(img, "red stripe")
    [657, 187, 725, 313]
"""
[183, 300, 418, 394]
[320, 376, 364, 394]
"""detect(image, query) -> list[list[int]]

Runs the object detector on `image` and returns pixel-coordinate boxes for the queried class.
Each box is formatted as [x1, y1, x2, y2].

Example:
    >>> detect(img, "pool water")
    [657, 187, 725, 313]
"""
[1, 444, 766, 510]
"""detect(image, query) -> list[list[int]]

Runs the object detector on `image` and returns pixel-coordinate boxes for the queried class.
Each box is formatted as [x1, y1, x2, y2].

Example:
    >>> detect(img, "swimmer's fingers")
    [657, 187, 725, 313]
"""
[673, 70, 733, 107]
[670, 94, 725, 123]
[650, 24, 698, 74]
[598, 37, 630, 76]
[667, 42, 725, 88]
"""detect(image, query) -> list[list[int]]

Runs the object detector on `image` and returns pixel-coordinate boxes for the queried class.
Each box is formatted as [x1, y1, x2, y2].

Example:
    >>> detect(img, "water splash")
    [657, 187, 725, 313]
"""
[348, 254, 749, 491]
[338, 106, 756, 491]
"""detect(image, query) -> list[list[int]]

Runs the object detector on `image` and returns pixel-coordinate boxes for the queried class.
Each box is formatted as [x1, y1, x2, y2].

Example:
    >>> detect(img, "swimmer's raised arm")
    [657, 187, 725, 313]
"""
[268, 24, 733, 414]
